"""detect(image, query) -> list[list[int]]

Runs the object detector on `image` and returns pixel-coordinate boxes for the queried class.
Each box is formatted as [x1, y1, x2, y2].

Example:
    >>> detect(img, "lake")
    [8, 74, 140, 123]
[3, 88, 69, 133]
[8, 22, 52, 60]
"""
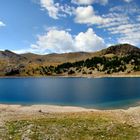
[0, 77, 140, 109]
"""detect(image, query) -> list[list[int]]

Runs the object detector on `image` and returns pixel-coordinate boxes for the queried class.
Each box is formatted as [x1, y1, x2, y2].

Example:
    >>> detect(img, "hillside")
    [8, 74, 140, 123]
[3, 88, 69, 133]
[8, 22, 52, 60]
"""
[102, 44, 140, 56]
[0, 44, 140, 77]
[21, 44, 140, 64]
[21, 51, 101, 65]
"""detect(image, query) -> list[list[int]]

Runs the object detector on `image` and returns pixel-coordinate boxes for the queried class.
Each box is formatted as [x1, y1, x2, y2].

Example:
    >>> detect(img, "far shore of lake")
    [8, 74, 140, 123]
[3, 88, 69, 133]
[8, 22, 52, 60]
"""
[0, 72, 140, 79]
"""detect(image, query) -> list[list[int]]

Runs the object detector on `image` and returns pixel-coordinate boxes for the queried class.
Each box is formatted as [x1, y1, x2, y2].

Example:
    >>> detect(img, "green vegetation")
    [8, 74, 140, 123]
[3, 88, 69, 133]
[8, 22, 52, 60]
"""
[8, 53, 139, 76]
[54, 54, 140, 75]
[2, 113, 140, 140]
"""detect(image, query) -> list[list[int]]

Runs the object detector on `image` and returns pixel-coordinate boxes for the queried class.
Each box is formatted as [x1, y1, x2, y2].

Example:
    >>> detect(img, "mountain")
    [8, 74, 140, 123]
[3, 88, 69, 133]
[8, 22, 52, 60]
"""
[21, 51, 100, 65]
[102, 44, 140, 56]
[0, 43, 140, 76]
[0, 50, 26, 61]
[20, 44, 140, 65]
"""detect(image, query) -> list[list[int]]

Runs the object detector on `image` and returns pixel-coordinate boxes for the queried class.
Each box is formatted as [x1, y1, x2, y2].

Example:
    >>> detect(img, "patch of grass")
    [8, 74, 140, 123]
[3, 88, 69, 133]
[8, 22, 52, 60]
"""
[4, 113, 140, 140]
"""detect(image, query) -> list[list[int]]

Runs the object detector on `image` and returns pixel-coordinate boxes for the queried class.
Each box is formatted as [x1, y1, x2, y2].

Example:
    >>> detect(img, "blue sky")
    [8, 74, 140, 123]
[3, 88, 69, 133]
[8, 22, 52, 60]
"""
[0, 0, 140, 54]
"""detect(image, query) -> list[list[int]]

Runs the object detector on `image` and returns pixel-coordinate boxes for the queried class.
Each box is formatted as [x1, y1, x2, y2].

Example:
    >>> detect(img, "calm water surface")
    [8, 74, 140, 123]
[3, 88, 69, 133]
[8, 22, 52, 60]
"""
[0, 77, 140, 109]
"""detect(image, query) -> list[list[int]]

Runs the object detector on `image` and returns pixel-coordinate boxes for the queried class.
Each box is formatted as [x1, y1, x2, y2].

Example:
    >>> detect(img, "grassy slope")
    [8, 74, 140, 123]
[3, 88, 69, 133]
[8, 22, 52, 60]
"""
[2, 112, 140, 140]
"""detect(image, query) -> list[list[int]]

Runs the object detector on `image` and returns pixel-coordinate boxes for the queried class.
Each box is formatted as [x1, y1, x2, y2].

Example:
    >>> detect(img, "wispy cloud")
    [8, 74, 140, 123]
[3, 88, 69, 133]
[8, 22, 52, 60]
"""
[110, 4, 140, 15]
[123, 0, 133, 3]
[0, 21, 6, 27]
[39, 0, 74, 19]
[71, 0, 108, 5]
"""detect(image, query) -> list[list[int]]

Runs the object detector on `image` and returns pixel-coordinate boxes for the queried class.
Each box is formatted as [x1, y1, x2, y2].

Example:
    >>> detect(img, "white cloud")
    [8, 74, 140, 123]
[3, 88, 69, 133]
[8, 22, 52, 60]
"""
[123, 0, 132, 2]
[74, 6, 130, 27]
[12, 48, 41, 54]
[116, 24, 140, 46]
[98, 13, 129, 28]
[31, 29, 75, 53]
[30, 28, 106, 54]
[59, 4, 75, 16]
[73, 3, 140, 46]
[74, 6, 104, 25]
[110, 4, 140, 15]
[44, 26, 72, 33]
[40, 0, 59, 19]
[107, 23, 140, 34]
[74, 28, 106, 51]
[71, 0, 108, 5]
[39, 0, 74, 19]
[118, 32, 140, 46]
[72, 0, 94, 5]
[102, 5, 140, 46]
[0, 21, 6, 27]
[101, 16, 140, 46]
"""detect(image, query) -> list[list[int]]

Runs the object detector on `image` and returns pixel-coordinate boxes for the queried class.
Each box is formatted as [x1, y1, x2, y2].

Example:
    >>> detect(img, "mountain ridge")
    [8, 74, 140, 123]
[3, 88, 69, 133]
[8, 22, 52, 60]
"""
[102, 44, 140, 56]
[0, 43, 140, 76]
[1, 43, 139, 62]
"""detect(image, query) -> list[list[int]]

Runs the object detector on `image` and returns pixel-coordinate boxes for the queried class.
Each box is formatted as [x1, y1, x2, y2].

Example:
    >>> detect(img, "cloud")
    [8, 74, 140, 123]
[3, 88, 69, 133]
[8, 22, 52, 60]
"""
[115, 24, 140, 46]
[118, 35, 140, 46]
[74, 6, 104, 25]
[74, 28, 106, 51]
[40, 0, 59, 19]
[12, 48, 41, 54]
[31, 29, 74, 53]
[30, 28, 106, 54]
[73, 2, 140, 46]
[0, 21, 6, 27]
[101, 16, 140, 46]
[100, 5, 140, 46]
[71, 0, 108, 5]
[123, 0, 132, 2]
[98, 13, 129, 28]
[97, 12, 140, 46]
[74, 6, 129, 26]
[110, 4, 140, 15]
[39, 0, 74, 19]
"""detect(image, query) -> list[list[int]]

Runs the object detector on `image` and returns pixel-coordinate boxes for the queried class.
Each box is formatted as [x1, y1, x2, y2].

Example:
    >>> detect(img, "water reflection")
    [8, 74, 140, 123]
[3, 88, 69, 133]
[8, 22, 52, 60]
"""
[0, 77, 139, 109]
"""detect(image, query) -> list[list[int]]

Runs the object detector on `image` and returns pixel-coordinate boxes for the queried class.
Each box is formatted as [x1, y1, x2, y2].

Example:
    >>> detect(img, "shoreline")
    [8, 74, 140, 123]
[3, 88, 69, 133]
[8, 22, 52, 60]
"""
[0, 103, 140, 113]
[0, 103, 140, 137]
[0, 104, 140, 125]
[0, 104, 97, 113]
[0, 74, 140, 79]
[1, 104, 140, 139]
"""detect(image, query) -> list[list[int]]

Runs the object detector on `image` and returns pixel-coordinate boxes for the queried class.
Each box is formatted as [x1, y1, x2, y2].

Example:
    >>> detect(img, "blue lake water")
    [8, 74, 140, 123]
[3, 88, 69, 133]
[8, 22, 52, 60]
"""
[0, 77, 140, 109]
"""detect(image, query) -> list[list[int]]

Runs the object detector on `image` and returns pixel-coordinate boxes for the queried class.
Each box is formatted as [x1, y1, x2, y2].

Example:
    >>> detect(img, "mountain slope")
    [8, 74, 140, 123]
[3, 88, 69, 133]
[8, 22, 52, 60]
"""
[0, 50, 27, 61]
[0, 44, 140, 76]
[102, 44, 140, 56]
[21, 51, 101, 65]
[21, 44, 140, 65]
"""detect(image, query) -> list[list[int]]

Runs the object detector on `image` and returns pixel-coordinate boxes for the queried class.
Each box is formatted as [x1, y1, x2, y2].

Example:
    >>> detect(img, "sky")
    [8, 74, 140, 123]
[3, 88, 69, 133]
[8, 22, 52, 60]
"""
[0, 0, 140, 54]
